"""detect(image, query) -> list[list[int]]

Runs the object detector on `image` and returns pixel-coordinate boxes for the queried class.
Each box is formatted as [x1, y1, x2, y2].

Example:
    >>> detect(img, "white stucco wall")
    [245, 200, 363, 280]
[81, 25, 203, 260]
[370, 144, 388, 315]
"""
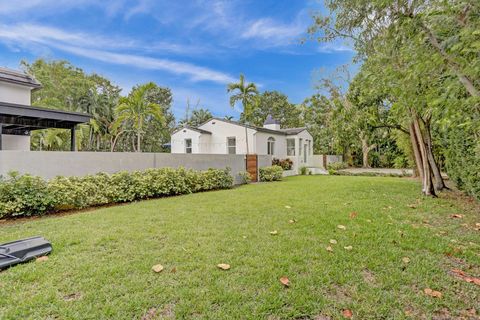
[1, 134, 31, 151]
[0, 82, 31, 105]
[254, 131, 287, 158]
[198, 119, 256, 155]
[171, 128, 203, 154]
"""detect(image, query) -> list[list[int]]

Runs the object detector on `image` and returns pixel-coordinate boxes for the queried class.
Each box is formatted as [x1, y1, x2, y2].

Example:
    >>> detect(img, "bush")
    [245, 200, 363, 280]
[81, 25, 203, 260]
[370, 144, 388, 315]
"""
[299, 166, 308, 175]
[0, 167, 234, 219]
[238, 171, 252, 184]
[259, 166, 283, 182]
[326, 162, 348, 175]
[272, 158, 293, 170]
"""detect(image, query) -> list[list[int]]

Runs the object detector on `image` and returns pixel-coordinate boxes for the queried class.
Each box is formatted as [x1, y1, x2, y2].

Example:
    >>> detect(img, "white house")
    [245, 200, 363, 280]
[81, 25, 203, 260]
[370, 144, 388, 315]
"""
[171, 115, 315, 170]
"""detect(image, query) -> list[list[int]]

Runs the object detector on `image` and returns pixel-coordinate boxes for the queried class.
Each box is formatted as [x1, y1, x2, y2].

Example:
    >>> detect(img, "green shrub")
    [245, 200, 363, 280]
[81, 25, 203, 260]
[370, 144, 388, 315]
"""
[326, 162, 348, 171]
[0, 167, 234, 219]
[238, 171, 252, 184]
[299, 166, 308, 175]
[259, 166, 283, 182]
[272, 158, 293, 170]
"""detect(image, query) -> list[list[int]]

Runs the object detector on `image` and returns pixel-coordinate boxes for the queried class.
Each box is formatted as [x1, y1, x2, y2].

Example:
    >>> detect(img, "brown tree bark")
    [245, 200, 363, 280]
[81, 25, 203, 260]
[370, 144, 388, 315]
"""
[422, 117, 447, 191]
[360, 134, 376, 168]
[409, 122, 424, 182]
[412, 114, 436, 196]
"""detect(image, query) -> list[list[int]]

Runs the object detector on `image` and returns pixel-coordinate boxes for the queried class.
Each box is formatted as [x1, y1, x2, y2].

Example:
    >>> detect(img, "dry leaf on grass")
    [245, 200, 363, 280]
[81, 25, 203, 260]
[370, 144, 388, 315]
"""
[36, 256, 48, 262]
[402, 257, 411, 264]
[451, 269, 480, 286]
[279, 276, 290, 287]
[152, 264, 164, 273]
[329, 239, 337, 245]
[171, 267, 177, 273]
[342, 309, 353, 318]
[217, 263, 230, 270]
[326, 246, 334, 252]
[285, 205, 291, 209]
[337, 225, 347, 230]
[407, 204, 417, 209]
[288, 219, 297, 224]
[63, 293, 81, 301]
[450, 214, 463, 219]
[270, 230, 278, 235]
[424, 288, 442, 298]
[344, 246, 353, 251]
[349, 211, 358, 219]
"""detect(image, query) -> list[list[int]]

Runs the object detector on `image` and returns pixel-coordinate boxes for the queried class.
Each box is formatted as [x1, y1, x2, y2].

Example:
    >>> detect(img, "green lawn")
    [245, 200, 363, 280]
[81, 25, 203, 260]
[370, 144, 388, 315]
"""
[0, 176, 479, 319]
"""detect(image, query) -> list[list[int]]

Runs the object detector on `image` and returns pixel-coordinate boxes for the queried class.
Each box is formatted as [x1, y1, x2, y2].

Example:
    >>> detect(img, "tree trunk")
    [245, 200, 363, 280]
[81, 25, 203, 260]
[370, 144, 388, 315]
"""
[412, 114, 436, 197]
[360, 134, 376, 168]
[244, 125, 249, 154]
[137, 118, 142, 153]
[422, 117, 447, 191]
[409, 122, 424, 181]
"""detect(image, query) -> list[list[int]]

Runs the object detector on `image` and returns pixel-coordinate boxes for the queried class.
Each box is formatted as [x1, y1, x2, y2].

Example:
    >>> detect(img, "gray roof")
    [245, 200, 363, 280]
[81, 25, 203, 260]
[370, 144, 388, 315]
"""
[263, 114, 280, 125]
[201, 117, 309, 136]
[172, 126, 212, 135]
[279, 127, 307, 135]
[0, 67, 42, 89]
[0, 102, 91, 134]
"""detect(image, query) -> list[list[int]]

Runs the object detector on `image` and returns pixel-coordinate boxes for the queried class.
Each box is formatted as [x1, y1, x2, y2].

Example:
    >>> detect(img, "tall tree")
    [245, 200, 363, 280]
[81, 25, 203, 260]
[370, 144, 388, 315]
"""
[114, 83, 164, 152]
[227, 74, 258, 154]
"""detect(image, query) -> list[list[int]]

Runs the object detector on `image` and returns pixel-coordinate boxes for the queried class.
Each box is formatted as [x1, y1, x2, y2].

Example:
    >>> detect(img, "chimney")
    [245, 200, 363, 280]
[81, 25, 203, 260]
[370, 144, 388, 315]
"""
[263, 114, 280, 130]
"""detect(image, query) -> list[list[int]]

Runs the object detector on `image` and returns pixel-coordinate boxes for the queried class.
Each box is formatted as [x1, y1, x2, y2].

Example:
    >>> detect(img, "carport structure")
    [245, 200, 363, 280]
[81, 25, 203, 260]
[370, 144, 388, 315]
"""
[0, 102, 91, 151]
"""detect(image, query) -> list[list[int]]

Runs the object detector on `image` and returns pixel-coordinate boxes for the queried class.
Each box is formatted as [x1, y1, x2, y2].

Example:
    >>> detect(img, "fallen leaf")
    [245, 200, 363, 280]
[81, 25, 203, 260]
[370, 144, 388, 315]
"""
[217, 263, 230, 270]
[279, 276, 290, 287]
[270, 230, 278, 235]
[451, 269, 480, 286]
[344, 246, 353, 251]
[36, 256, 49, 262]
[349, 211, 358, 219]
[63, 293, 81, 301]
[366, 219, 372, 223]
[171, 267, 177, 273]
[329, 239, 337, 245]
[342, 309, 353, 318]
[242, 235, 247, 239]
[402, 257, 411, 264]
[326, 246, 334, 252]
[407, 204, 416, 209]
[288, 219, 297, 224]
[152, 264, 164, 273]
[285, 205, 291, 209]
[337, 225, 347, 230]
[424, 288, 442, 298]
[450, 214, 463, 219]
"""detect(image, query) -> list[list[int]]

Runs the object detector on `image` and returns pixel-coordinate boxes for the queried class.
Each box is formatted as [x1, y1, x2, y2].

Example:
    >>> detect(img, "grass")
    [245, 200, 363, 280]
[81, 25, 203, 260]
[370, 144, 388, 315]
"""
[0, 176, 479, 319]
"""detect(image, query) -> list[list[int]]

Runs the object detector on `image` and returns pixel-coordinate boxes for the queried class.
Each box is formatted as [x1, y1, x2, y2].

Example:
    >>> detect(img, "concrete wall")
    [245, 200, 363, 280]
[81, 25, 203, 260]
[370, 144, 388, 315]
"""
[310, 155, 344, 169]
[0, 82, 31, 105]
[1, 134, 30, 151]
[0, 151, 254, 184]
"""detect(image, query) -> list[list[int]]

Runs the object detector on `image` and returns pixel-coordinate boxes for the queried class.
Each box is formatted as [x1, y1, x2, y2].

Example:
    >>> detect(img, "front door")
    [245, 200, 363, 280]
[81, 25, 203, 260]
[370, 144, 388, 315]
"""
[304, 144, 307, 163]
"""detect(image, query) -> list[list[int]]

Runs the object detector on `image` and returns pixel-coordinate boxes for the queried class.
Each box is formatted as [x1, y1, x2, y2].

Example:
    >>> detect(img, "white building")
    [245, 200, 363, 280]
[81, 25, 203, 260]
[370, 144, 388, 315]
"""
[171, 115, 315, 170]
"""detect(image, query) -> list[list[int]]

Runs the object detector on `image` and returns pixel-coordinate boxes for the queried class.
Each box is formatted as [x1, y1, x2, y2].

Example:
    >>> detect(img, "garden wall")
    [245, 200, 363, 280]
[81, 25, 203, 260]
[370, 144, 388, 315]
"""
[0, 151, 272, 184]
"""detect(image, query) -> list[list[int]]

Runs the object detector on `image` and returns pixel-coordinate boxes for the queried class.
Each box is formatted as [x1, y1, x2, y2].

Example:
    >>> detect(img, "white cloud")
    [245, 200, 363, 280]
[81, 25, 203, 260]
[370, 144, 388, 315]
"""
[241, 18, 305, 47]
[0, 23, 236, 83]
[317, 42, 354, 53]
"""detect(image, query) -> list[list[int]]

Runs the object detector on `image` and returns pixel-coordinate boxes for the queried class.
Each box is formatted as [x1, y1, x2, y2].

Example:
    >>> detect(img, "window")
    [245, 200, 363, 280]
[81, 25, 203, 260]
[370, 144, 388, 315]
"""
[267, 137, 275, 155]
[227, 137, 236, 154]
[308, 140, 311, 155]
[299, 138, 302, 156]
[185, 138, 192, 153]
[287, 138, 295, 156]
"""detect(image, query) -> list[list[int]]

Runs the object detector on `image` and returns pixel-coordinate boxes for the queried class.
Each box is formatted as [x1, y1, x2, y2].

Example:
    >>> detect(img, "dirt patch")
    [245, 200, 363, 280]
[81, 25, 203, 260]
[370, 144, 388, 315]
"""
[62, 292, 82, 302]
[362, 269, 376, 285]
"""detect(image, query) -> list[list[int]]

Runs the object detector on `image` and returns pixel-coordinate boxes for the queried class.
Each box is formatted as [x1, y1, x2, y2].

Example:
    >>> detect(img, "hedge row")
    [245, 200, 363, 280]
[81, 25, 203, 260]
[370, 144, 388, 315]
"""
[0, 167, 234, 219]
[259, 165, 283, 182]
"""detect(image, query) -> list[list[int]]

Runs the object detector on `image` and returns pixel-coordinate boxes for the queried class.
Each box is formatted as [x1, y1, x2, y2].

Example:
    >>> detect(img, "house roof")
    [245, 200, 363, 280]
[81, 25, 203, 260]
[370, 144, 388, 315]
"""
[200, 117, 309, 136]
[172, 125, 212, 135]
[0, 101, 91, 135]
[0, 67, 42, 89]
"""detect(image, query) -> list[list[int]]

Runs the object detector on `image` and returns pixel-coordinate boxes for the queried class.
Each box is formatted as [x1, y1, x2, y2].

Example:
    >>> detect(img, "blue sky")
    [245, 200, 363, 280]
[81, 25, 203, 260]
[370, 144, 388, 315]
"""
[0, 0, 354, 120]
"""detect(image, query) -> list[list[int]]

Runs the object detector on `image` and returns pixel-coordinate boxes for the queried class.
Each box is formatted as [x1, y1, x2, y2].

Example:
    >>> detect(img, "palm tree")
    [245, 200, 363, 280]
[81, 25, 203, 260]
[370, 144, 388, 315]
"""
[114, 83, 164, 152]
[227, 74, 258, 154]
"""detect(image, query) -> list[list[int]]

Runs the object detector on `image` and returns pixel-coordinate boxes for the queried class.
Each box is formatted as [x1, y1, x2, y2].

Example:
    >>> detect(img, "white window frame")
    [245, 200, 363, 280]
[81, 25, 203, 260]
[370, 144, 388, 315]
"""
[286, 138, 295, 156]
[227, 137, 236, 154]
[185, 138, 192, 154]
[267, 137, 275, 155]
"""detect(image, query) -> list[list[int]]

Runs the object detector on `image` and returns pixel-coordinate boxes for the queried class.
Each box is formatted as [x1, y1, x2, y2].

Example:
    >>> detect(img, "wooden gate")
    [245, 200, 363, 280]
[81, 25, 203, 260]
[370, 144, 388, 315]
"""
[246, 154, 258, 182]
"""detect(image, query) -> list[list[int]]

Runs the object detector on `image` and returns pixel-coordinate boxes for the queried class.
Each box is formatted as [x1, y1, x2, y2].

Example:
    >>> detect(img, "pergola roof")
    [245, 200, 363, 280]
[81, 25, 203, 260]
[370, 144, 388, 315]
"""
[0, 102, 91, 135]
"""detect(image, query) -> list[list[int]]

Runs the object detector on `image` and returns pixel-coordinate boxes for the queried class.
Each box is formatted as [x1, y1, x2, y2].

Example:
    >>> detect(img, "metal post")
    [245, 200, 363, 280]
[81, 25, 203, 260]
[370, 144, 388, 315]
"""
[70, 125, 76, 151]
